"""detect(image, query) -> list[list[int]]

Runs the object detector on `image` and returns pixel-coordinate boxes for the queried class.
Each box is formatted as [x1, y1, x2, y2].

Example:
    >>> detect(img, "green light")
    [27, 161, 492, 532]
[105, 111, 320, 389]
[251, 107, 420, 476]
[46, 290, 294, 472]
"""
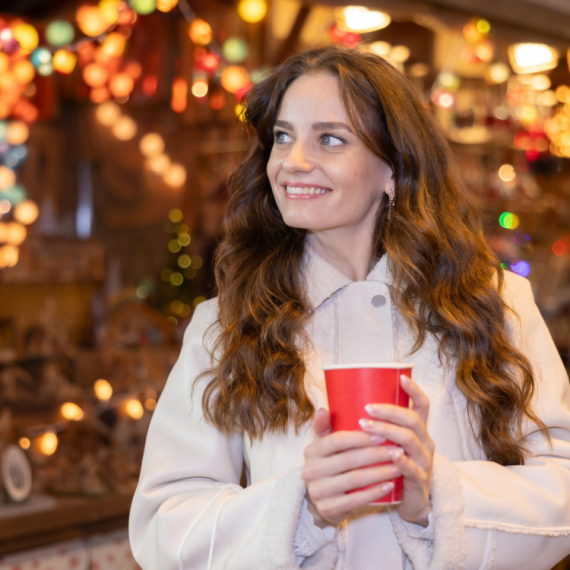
[131, 0, 156, 15]
[476, 19, 491, 35]
[45, 20, 75, 47]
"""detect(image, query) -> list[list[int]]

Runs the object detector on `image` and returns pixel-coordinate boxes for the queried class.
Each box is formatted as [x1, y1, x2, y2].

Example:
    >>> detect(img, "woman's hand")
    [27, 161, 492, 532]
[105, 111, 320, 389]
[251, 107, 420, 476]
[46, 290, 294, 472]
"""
[359, 375, 434, 526]
[302, 409, 403, 528]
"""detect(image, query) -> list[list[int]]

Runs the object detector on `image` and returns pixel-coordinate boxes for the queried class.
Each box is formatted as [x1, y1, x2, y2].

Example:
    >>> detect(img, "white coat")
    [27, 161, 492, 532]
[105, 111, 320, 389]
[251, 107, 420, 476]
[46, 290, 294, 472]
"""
[129, 246, 570, 569]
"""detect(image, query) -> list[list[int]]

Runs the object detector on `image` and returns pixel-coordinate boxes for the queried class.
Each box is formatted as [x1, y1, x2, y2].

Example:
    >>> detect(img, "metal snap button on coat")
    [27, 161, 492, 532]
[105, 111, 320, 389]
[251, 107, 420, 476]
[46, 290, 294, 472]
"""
[371, 294, 386, 308]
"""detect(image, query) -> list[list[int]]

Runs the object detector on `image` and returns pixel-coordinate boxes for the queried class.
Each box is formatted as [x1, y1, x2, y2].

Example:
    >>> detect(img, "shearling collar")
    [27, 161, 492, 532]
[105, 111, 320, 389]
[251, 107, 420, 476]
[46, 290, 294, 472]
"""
[302, 243, 391, 310]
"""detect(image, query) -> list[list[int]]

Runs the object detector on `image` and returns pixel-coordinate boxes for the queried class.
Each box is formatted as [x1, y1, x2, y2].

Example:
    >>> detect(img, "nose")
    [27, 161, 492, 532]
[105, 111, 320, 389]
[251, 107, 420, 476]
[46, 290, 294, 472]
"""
[282, 141, 314, 173]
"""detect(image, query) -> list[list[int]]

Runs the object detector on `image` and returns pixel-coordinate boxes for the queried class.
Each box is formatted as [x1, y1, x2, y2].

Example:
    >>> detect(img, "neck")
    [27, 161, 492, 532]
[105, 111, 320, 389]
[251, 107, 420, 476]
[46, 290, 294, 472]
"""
[307, 229, 376, 281]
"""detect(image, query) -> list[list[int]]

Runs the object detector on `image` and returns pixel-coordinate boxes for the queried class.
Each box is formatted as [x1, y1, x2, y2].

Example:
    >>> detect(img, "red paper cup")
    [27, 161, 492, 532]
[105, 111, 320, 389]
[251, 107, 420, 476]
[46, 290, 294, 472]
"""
[323, 363, 414, 504]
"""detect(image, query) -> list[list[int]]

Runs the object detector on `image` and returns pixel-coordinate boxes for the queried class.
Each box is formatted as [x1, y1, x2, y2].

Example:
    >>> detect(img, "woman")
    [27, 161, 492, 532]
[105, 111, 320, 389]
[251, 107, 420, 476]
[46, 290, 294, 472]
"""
[129, 46, 570, 569]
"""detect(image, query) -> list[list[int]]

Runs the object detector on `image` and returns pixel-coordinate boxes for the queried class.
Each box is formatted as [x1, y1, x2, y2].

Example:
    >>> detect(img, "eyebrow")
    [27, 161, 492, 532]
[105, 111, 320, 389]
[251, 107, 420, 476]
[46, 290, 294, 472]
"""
[274, 120, 354, 133]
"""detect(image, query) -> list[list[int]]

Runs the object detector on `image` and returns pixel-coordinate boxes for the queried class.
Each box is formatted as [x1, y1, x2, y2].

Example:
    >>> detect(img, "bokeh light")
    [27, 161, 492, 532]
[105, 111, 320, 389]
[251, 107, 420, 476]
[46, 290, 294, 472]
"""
[83, 62, 109, 87]
[109, 72, 134, 97]
[156, 0, 178, 11]
[61, 402, 84, 421]
[12, 22, 39, 52]
[237, 0, 267, 23]
[189, 19, 212, 45]
[499, 212, 520, 230]
[53, 50, 77, 74]
[508, 43, 558, 74]
[0, 166, 16, 190]
[552, 240, 568, 256]
[221, 66, 249, 93]
[131, 0, 156, 15]
[163, 163, 187, 187]
[94, 378, 113, 400]
[13, 200, 39, 225]
[222, 38, 249, 63]
[147, 153, 171, 174]
[37, 432, 58, 455]
[125, 399, 144, 419]
[191, 78, 208, 98]
[45, 20, 75, 47]
[95, 101, 121, 125]
[112, 116, 137, 140]
[498, 164, 516, 182]
[140, 133, 165, 157]
[510, 260, 530, 277]
[76, 5, 110, 37]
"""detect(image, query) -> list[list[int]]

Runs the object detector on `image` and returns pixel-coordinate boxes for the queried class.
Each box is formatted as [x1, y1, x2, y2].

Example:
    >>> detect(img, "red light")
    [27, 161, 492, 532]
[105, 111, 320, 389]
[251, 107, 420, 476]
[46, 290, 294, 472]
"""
[203, 53, 219, 72]
[552, 240, 567, 256]
[525, 149, 540, 161]
[142, 74, 158, 97]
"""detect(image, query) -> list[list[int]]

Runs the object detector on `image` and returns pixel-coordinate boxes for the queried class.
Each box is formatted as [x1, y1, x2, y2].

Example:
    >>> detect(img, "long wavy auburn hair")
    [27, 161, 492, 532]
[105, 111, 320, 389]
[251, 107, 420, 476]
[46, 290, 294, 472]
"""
[201, 46, 547, 465]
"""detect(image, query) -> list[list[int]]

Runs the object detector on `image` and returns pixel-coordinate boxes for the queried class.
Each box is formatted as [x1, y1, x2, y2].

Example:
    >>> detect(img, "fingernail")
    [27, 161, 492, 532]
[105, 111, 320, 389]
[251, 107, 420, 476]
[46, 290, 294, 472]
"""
[364, 404, 382, 414]
[400, 375, 410, 384]
[370, 435, 385, 444]
[382, 482, 395, 493]
[391, 465, 400, 476]
[359, 418, 375, 429]
[389, 447, 403, 460]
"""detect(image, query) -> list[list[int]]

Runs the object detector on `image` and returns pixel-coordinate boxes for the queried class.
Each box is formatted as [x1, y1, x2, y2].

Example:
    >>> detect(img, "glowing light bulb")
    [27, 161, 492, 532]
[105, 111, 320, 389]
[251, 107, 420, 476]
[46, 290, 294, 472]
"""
[38, 432, 58, 455]
[222, 38, 249, 63]
[95, 101, 121, 125]
[508, 43, 558, 74]
[188, 19, 212, 45]
[12, 60, 35, 84]
[13, 200, 39, 225]
[125, 399, 144, 419]
[335, 6, 390, 33]
[0, 244, 19, 267]
[139, 133, 165, 157]
[156, 0, 178, 11]
[19, 437, 30, 450]
[101, 32, 126, 58]
[61, 402, 84, 421]
[0, 166, 15, 190]
[109, 72, 134, 97]
[237, 0, 268, 23]
[76, 5, 109, 37]
[12, 22, 39, 52]
[147, 153, 171, 174]
[221, 66, 249, 93]
[94, 378, 113, 400]
[83, 62, 109, 88]
[7, 121, 29, 145]
[131, 0, 156, 15]
[112, 116, 137, 140]
[45, 20, 75, 47]
[53, 50, 77, 74]
[498, 164, 516, 182]
[191, 79, 208, 98]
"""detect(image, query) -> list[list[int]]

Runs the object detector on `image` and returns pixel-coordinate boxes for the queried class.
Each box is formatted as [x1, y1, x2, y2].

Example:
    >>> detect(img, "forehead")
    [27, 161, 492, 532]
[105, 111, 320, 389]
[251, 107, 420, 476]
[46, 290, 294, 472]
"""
[277, 73, 350, 122]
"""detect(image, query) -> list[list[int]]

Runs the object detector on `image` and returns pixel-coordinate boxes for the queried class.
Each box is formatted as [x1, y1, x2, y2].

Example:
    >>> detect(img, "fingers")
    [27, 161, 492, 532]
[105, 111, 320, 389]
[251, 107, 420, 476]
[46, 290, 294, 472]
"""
[307, 462, 398, 501]
[303, 443, 397, 481]
[401, 375, 430, 424]
[312, 408, 332, 437]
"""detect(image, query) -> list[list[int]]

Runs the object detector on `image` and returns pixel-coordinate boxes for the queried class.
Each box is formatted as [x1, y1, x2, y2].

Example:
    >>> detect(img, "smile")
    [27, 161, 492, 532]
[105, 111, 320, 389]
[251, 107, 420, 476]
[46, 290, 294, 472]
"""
[285, 185, 331, 195]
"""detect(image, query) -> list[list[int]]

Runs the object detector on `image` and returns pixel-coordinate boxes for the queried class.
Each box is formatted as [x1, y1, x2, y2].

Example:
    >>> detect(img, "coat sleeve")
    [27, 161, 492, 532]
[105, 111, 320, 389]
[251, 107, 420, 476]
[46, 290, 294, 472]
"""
[389, 274, 570, 570]
[128, 299, 337, 570]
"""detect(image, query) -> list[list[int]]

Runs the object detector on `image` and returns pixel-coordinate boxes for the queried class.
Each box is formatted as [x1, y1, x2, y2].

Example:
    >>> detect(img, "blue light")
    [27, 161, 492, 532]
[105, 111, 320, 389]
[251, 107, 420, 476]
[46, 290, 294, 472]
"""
[511, 260, 530, 278]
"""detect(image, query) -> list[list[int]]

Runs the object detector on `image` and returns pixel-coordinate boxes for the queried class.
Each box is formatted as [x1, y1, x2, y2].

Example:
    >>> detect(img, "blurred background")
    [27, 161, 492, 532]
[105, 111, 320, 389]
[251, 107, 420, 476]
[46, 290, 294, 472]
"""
[0, 0, 569, 568]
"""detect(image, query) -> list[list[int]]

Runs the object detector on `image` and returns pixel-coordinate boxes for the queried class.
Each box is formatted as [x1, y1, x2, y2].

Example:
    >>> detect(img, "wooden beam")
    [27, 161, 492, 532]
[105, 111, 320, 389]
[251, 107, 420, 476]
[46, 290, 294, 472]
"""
[274, 4, 312, 65]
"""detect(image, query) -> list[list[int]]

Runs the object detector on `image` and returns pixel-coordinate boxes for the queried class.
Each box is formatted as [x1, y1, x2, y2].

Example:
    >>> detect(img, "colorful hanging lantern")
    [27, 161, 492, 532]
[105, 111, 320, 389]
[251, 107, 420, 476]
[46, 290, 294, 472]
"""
[83, 62, 109, 87]
[0, 27, 20, 54]
[11, 22, 39, 52]
[131, 0, 156, 15]
[156, 0, 178, 11]
[109, 72, 134, 97]
[76, 4, 109, 37]
[53, 50, 77, 74]
[12, 60, 35, 84]
[221, 66, 249, 93]
[189, 19, 212, 46]
[45, 20, 75, 47]
[99, 0, 121, 24]
[222, 38, 249, 63]
[101, 32, 127, 58]
[237, 0, 267, 23]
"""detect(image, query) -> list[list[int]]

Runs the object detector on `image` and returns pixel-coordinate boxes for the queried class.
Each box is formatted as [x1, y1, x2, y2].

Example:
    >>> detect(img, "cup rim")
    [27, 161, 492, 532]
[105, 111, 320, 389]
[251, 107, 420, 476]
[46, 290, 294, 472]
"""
[322, 363, 415, 370]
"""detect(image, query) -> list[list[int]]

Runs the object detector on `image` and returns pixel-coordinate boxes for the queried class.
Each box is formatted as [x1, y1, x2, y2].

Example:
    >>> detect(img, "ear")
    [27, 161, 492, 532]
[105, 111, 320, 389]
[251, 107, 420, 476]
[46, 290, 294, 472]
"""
[383, 171, 394, 196]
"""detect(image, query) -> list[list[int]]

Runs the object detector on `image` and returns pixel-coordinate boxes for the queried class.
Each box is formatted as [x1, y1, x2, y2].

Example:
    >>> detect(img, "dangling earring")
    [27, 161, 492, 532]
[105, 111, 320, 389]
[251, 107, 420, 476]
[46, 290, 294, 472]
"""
[387, 187, 395, 219]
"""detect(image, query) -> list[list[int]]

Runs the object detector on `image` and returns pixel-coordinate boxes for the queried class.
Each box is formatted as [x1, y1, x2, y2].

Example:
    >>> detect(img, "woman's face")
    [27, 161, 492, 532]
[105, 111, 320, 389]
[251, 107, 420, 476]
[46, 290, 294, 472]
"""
[266, 72, 392, 243]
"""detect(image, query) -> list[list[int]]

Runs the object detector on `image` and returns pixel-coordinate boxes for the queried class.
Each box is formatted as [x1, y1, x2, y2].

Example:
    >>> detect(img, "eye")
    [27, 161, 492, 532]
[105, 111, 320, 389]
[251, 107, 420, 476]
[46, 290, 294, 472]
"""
[273, 130, 292, 144]
[321, 134, 345, 147]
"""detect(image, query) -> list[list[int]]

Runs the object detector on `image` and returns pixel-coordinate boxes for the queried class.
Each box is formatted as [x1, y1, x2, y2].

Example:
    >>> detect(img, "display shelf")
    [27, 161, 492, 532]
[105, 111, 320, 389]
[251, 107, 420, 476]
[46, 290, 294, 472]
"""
[0, 492, 132, 555]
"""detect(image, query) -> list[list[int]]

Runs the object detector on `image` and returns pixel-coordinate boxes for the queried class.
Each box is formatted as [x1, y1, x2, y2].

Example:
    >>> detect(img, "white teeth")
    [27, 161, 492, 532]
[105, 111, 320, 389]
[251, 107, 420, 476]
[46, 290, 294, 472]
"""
[286, 185, 329, 195]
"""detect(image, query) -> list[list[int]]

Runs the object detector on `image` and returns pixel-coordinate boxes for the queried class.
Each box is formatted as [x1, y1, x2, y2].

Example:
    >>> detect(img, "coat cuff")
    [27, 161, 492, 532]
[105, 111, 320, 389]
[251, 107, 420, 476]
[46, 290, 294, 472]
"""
[261, 467, 338, 570]
[388, 453, 467, 570]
